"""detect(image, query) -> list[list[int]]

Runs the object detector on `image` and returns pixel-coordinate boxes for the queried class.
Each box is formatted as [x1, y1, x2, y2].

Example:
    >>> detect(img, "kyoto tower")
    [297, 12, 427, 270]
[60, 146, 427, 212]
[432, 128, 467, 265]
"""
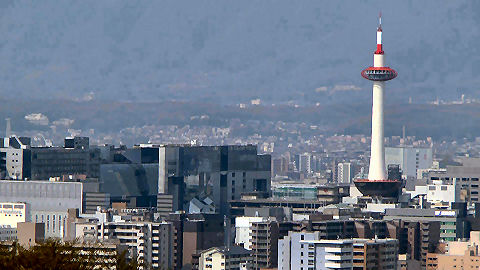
[354, 14, 402, 198]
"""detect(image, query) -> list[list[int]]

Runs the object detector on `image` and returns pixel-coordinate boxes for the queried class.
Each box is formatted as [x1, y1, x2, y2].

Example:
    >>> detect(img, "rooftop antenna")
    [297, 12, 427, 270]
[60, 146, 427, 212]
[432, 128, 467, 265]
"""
[5, 118, 11, 137]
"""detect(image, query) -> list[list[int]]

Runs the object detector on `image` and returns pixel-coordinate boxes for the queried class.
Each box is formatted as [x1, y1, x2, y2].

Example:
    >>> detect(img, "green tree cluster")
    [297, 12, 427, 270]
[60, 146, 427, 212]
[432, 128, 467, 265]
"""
[0, 239, 139, 270]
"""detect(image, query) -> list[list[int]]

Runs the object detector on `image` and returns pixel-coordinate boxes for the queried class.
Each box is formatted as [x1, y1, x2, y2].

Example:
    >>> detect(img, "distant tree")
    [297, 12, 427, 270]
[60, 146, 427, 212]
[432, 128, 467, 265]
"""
[0, 239, 139, 270]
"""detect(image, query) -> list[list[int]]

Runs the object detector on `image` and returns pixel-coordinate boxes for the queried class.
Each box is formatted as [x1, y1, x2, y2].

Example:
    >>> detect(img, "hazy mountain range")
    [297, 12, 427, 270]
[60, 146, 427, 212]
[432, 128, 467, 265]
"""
[0, 1, 479, 105]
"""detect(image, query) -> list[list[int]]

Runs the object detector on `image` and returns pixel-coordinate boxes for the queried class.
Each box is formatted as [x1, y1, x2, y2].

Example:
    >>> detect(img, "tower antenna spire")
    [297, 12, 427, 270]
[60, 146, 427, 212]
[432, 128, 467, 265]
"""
[378, 12, 382, 31]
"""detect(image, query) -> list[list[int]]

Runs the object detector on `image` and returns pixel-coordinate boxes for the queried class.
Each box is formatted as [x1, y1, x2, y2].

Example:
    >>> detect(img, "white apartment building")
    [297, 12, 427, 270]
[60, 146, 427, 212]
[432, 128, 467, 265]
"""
[337, 163, 352, 184]
[278, 231, 353, 270]
[235, 216, 265, 250]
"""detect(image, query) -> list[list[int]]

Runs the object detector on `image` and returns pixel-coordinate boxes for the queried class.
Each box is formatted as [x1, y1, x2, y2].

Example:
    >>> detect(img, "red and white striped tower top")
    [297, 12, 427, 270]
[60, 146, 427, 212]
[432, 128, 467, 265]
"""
[375, 14, 383, 55]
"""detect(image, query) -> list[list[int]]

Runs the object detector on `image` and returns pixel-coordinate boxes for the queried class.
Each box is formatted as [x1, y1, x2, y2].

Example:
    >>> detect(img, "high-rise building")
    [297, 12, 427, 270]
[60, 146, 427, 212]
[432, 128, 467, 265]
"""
[158, 145, 271, 214]
[30, 137, 100, 180]
[165, 213, 225, 270]
[337, 162, 352, 184]
[251, 219, 279, 269]
[299, 153, 312, 174]
[385, 146, 433, 179]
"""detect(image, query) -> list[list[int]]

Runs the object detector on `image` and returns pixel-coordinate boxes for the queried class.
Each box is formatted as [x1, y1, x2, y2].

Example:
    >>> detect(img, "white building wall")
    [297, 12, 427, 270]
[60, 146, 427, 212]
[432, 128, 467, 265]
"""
[235, 216, 264, 250]
[337, 163, 352, 184]
[0, 180, 82, 238]
[0, 202, 28, 227]
[278, 231, 319, 270]
[1, 148, 24, 180]
[427, 180, 460, 204]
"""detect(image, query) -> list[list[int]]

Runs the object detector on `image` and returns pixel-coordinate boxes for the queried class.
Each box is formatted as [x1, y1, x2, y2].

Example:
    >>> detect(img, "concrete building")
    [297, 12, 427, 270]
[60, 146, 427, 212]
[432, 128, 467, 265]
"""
[299, 153, 312, 174]
[158, 145, 271, 215]
[17, 222, 45, 248]
[271, 184, 350, 203]
[385, 146, 433, 179]
[405, 221, 441, 268]
[337, 162, 352, 184]
[272, 156, 289, 176]
[235, 216, 265, 250]
[100, 163, 158, 208]
[352, 238, 398, 270]
[0, 202, 29, 227]
[30, 137, 100, 180]
[198, 246, 252, 270]
[272, 184, 319, 201]
[426, 179, 461, 206]
[428, 159, 480, 203]
[0, 148, 31, 180]
[384, 208, 463, 242]
[278, 231, 319, 270]
[0, 180, 82, 238]
[251, 218, 280, 269]
[75, 221, 174, 269]
[164, 213, 225, 270]
[426, 231, 480, 270]
[0, 225, 17, 241]
[278, 231, 354, 270]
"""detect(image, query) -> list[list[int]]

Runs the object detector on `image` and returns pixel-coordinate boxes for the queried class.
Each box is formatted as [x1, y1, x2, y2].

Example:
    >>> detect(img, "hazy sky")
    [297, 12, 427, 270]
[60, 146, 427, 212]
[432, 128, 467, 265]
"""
[0, 1, 478, 104]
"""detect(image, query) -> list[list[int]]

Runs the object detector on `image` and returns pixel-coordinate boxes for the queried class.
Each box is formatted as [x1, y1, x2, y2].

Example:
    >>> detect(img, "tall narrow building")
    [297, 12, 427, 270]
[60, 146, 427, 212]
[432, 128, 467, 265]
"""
[354, 15, 402, 198]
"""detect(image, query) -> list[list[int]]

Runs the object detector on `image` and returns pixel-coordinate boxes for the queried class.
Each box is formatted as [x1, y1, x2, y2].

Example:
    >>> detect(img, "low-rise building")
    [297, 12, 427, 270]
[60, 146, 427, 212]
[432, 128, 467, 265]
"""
[198, 246, 252, 270]
[0, 180, 82, 238]
[427, 231, 480, 270]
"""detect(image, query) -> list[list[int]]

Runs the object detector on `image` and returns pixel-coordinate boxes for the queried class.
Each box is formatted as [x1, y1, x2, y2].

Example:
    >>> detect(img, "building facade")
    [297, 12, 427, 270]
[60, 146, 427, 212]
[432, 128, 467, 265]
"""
[385, 146, 432, 179]
[198, 246, 252, 270]
[158, 145, 271, 215]
[0, 180, 82, 238]
[278, 231, 354, 270]
[337, 162, 352, 184]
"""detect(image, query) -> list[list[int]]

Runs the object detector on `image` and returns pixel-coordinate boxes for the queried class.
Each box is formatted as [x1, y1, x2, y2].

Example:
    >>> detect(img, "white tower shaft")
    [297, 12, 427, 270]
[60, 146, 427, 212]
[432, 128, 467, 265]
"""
[368, 53, 387, 180]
